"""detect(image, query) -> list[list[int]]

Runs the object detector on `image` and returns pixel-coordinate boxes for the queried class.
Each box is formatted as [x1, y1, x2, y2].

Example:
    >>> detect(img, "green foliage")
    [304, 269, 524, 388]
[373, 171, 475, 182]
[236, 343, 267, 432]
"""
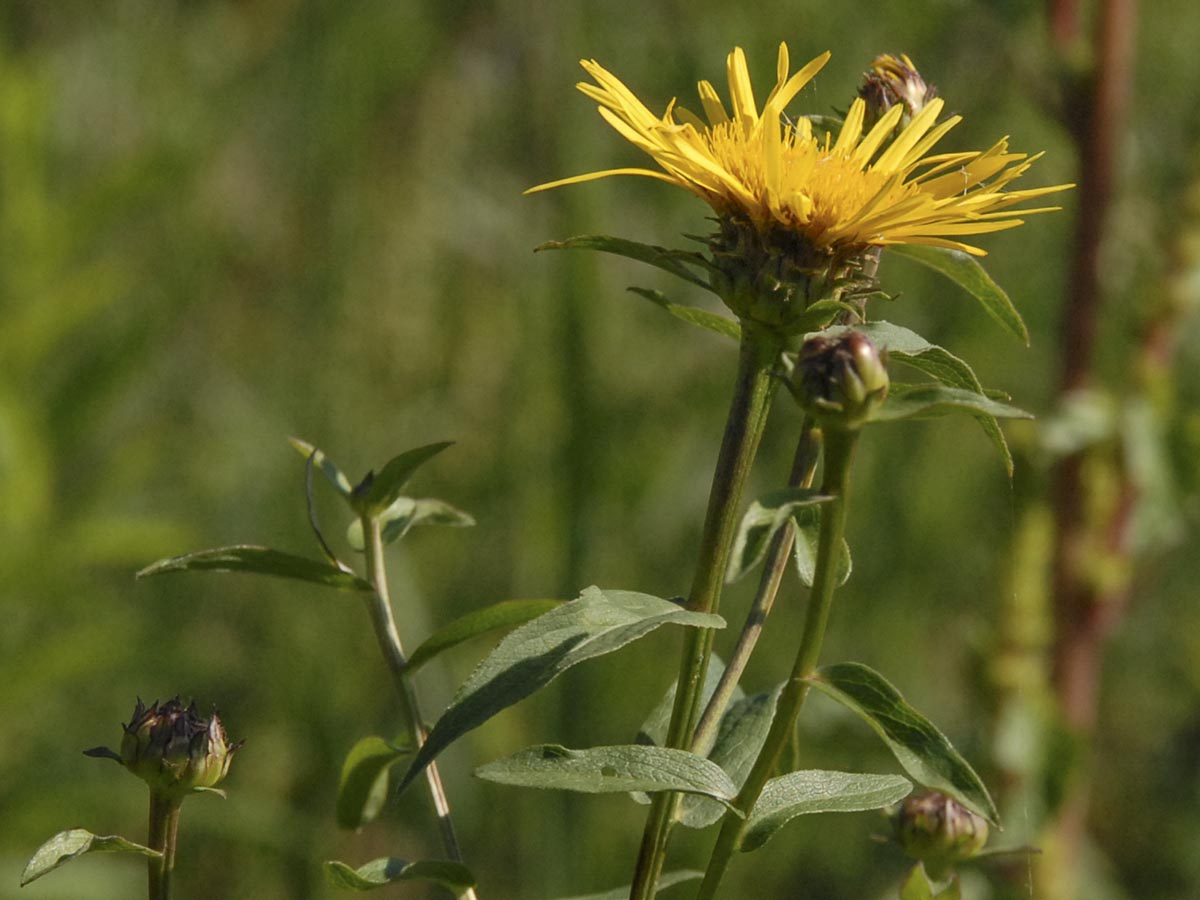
[726, 488, 833, 584]
[358, 442, 456, 516]
[22, 829, 162, 886]
[899, 863, 962, 900]
[807, 663, 998, 824]
[136, 545, 373, 593]
[553, 870, 703, 900]
[790, 506, 853, 589]
[336, 736, 411, 831]
[405, 599, 563, 674]
[324, 857, 476, 894]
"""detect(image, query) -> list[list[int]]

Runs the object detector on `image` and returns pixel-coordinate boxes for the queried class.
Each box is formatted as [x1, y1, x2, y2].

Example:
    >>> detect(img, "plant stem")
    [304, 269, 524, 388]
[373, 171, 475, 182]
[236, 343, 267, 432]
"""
[629, 326, 782, 900]
[696, 427, 858, 900]
[361, 515, 479, 900]
[147, 792, 181, 900]
[691, 422, 821, 757]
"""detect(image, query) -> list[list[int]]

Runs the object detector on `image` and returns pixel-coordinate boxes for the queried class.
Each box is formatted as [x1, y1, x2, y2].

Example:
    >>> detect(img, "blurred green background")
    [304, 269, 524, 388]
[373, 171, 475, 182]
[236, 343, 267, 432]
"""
[3, 1, 1199, 898]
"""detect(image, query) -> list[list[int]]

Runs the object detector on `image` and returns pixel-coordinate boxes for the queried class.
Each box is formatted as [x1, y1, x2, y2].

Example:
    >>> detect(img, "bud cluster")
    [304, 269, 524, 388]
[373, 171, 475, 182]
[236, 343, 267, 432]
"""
[793, 331, 889, 429]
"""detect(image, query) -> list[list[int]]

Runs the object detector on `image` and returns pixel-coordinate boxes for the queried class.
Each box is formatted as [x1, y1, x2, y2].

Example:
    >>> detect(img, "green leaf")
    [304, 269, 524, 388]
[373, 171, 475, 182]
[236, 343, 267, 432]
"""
[807, 663, 998, 824]
[900, 864, 936, 900]
[348, 497, 477, 550]
[552, 870, 703, 900]
[783, 298, 861, 335]
[740, 770, 912, 851]
[726, 488, 833, 583]
[21, 829, 162, 886]
[324, 857, 476, 894]
[888, 244, 1029, 344]
[290, 437, 354, 497]
[406, 599, 563, 674]
[791, 506, 852, 588]
[636, 655, 739, 749]
[627, 287, 741, 341]
[678, 685, 783, 828]
[398, 587, 724, 794]
[136, 545, 373, 593]
[336, 736, 411, 830]
[475, 744, 739, 810]
[361, 442, 454, 515]
[537, 235, 711, 290]
[871, 384, 1032, 424]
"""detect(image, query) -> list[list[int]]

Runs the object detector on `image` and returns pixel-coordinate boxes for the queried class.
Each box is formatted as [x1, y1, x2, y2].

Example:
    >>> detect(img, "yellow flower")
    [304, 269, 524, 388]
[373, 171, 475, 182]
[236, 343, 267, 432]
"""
[530, 44, 1069, 258]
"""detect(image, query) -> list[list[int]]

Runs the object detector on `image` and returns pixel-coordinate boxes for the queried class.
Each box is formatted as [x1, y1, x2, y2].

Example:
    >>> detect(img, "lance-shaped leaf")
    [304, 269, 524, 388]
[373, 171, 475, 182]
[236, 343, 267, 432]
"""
[791, 506, 852, 589]
[627, 287, 741, 341]
[740, 770, 913, 851]
[406, 599, 563, 674]
[806, 663, 998, 824]
[870, 385, 1031, 424]
[537, 235, 712, 290]
[359, 442, 455, 516]
[21, 829, 162, 886]
[324, 857, 475, 894]
[823, 321, 1013, 473]
[137, 545, 372, 593]
[552, 870, 703, 900]
[888, 244, 1029, 345]
[336, 736, 412, 830]
[475, 744, 739, 811]
[398, 587, 724, 793]
[726, 488, 833, 583]
[290, 437, 354, 497]
[347, 497, 476, 550]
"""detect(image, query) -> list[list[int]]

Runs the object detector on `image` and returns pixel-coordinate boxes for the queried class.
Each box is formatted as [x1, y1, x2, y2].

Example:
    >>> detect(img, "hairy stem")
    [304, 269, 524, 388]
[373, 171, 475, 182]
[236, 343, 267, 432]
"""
[696, 427, 858, 900]
[361, 515, 479, 900]
[147, 793, 181, 900]
[628, 326, 782, 900]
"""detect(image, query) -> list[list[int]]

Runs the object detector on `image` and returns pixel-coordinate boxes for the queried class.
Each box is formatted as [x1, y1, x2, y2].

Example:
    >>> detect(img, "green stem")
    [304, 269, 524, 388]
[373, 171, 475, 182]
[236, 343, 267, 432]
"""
[696, 427, 858, 900]
[629, 326, 782, 900]
[361, 515, 479, 900]
[146, 793, 181, 900]
[691, 421, 821, 757]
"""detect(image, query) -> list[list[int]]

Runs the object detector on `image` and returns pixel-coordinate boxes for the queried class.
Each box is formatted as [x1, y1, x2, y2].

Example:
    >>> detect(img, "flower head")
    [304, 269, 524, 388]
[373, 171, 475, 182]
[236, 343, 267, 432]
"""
[859, 52, 938, 129]
[893, 790, 990, 879]
[531, 44, 1069, 259]
[793, 331, 889, 429]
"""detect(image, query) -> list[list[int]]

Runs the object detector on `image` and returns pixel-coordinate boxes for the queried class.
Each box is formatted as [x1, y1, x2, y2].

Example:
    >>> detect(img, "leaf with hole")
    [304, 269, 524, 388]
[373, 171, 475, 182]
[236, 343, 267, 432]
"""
[740, 770, 912, 851]
[21, 829, 161, 886]
[397, 587, 724, 794]
[324, 857, 475, 894]
[806, 663, 998, 823]
[475, 745, 738, 810]
[136, 545, 372, 593]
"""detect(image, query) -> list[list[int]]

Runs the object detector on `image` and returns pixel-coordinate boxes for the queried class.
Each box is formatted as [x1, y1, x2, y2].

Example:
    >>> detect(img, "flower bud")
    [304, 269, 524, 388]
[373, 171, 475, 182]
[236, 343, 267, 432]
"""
[893, 790, 989, 879]
[859, 53, 937, 131]
[794, 331, 889, 429]
[111, 698, 238, 798]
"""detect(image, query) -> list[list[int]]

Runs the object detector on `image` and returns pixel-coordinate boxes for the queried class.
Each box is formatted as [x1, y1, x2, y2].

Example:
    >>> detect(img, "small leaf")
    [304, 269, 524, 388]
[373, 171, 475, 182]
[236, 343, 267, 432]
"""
[537, 235, 712, 290]
[348, 496, 476, 550]
[290, 437, 354, 497]
[726, 488, 833, 583]
[136, 545, 373, 593]
[552, 870, 703, 900]
[807, 663, 998, 824]
[324, 857, 475, 894]
[783, 298, 861, 334]
[406, 599, 563, 674]
[791, 507, 852, 588]
[21, 829, 161, 886]
[83, 746, 122, 763]
[627, 287, 741, 340]
[740, 770, 912, 851]
[361, 442, 454, 515]
[888, 244, 1029, 344]
[871, 385, 1032, 424]
[336, 736, 411, 830]
[398, 587, 724, 794]
[900, 864, 936, 900]
[475, 744, 740, 810]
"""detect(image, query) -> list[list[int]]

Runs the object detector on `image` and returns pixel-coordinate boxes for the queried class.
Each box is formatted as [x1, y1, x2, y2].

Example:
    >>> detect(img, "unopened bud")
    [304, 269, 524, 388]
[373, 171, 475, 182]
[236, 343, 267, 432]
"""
[894, 790, 989, 879]
[89, 698, 239, 799]
[859, 53, 937, 130]
[794, 331, 889, 429]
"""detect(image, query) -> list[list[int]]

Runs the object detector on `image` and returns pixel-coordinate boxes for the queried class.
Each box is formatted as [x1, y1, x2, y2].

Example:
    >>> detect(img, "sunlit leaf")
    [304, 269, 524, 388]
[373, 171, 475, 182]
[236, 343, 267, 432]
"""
[398, 587, 724, 794]
[361, 442, 455, 515]
[627, 287, 741, 340]
[537, 235, 711, 290]
[136, 545, 372, 593]
[347, 497, 476, 550]
[406, 599, 563, 674]
[290, 437, 354, 497]
[740, 770, 912, 851]
[475, 744, 738, 810]
[324, 857, 475, 894]
[726, 488, 832, 583]
[871, 385, 1031, 424]
[791, 507, 852, 588]
[336, 736, 411, 830]
[807, 663, 998, 823]
[21, 829, 161, 886]
[888, 245, 1028, 344]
